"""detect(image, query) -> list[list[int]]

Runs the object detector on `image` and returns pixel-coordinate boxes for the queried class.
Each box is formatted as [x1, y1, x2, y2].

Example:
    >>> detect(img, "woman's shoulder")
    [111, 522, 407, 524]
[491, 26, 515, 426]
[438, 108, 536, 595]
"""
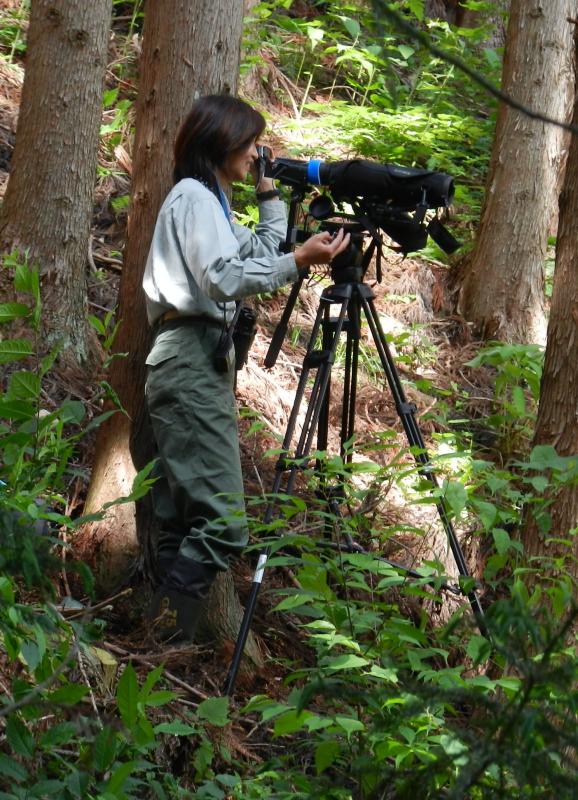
[167, 178, 216, 204]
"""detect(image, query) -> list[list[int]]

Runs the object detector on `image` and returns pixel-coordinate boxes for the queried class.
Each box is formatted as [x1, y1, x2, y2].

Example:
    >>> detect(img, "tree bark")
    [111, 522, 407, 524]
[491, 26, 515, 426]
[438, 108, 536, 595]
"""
[0, 0, 112, 363]
[79, 0, 262, 672]
[523, 24, 578, 570]
[457, 1, 573, 344]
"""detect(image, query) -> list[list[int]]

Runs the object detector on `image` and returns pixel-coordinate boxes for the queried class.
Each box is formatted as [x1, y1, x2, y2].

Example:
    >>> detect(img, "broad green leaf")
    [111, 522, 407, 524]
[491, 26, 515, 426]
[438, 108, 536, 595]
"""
[443, 481, 467, 519]
[509, 385, 526, 416]
[272, 593, 313, 612]
[528, 445, 569, 471]
[6, 716, 35, 758]
[466, 635, 491, 665]
[406, 0, 425, 20]
[40, 722, 76, 749]
[0, 302, 30, 324]
[306, 26, 324, 48]
[59, 400, 85, 424]
[334, 715, 365, 737]
[14, 264, 39, 301]
[197, 696, 230, 727]
[154, 721, 197, 736]
[139, 664, 163, 699]
[93, 726, 118, 773]
[106, 760, 139, 793]
[323, 654, 369, 671]
[45, 684, 88, 705]
[88, 314, 106, 336]
[493, 528, 512, 555]
[0, 339, 33, 365]
[315, 740, 340, 774]
[367, 665, 398, 683]
[470, 498, 497, 530]
[341, 16, 360, 38]
[398, 45, 415, 60]
[274, 708, 312, 736]
[8, 371, 40, 401]
[0, 752, 28, 782]
[117, 662, 139, 728]
[144, 690, 177, 707]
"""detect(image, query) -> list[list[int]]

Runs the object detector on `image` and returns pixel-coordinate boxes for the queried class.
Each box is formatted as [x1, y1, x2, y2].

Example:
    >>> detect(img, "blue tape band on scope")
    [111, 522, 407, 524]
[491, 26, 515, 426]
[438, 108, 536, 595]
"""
[307, 159, 323, 185]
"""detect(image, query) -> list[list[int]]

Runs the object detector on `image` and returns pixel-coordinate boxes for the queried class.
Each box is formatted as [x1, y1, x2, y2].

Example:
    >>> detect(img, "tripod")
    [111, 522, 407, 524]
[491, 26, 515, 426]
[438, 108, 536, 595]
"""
[223, 248, 484, 697]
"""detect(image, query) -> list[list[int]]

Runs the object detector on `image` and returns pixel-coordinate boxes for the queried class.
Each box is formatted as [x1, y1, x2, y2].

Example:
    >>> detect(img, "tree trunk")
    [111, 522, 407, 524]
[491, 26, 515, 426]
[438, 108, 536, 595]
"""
[0, 0, 112, 364]
[79, 0, 262, 672]
[523, 24, 578, 570]
[457, 1, 573, 344]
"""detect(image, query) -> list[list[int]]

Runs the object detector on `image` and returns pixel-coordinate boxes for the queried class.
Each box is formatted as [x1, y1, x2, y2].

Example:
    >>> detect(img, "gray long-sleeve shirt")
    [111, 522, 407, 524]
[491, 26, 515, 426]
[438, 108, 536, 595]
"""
[143, 178, 298, 325]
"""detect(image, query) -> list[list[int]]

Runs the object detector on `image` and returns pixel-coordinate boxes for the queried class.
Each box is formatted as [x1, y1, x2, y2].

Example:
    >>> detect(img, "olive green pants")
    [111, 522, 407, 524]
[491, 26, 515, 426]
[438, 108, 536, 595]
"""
[145, 319, 248, 576]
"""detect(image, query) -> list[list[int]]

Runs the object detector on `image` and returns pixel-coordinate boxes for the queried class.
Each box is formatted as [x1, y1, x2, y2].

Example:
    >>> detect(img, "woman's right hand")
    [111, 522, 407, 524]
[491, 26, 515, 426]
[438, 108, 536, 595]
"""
[294, 228, 351, 270]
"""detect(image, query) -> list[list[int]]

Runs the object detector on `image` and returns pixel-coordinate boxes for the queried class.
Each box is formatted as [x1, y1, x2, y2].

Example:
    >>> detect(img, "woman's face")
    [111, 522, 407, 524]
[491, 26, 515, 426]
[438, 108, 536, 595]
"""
[220, 138, 259, 184]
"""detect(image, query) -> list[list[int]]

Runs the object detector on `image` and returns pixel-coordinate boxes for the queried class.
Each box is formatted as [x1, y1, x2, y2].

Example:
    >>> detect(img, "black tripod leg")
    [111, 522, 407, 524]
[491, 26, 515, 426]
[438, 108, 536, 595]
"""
[358, 288, 485, 625]
[223, 289, 353, 696]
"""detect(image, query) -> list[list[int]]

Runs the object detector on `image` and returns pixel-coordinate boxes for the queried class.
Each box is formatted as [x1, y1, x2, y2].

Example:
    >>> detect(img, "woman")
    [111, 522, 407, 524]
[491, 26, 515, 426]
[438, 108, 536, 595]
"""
[143, 95, 349, 644]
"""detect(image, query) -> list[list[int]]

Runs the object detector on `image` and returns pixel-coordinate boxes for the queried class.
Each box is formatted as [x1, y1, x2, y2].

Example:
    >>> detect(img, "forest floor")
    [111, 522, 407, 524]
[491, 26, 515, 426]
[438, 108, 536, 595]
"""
[0, 44, 496, 740]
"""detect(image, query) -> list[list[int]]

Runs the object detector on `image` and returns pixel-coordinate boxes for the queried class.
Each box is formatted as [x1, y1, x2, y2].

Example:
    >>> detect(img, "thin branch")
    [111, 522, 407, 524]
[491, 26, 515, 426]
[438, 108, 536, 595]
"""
[373, 2, 578, 135]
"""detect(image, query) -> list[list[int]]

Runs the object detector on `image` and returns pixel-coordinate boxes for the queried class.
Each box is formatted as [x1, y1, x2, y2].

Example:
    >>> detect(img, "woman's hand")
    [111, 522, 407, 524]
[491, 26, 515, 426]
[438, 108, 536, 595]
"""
[294, 228, 351, 269]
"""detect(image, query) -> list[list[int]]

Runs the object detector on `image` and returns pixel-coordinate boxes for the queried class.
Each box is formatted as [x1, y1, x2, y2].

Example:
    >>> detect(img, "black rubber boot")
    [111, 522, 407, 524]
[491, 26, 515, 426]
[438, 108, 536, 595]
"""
[149, 557, 218, 646]
[149, 587, 204, 645]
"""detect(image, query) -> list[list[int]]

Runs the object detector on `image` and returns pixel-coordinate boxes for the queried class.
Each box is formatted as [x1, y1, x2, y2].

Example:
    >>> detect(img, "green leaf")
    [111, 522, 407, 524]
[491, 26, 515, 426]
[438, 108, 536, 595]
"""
[40, 722, 76, 749]
[406, 0, 425, 20]
[8, 371, 40, 400]
[470, 498, 498, 530]
[0, 752, 28, 782]
[528, 445, 569, 471]
[341, 16, 360, 38]
[59, 400, 85, 424]
[0, 302, 30, 324]
[45, 684, 88, 705]
[529, 475, 549, 493]
[334, 715, 365, 737]
[443, 481, 467, 519]
[88, 314, 106, 336]
[323, 654, 369, 672]
[93, 726, 118, 772]
[306, 26, 324, 48]
[397, 45, 415, 60]
[274, 709, 312, 736]
[0, 397, 36, 420]
[14, 264, 40, 301]
[105, 760, 139, 793]
[315, 740, 340, 774]
[103, 87, 119, 108]
[139, 664, 163, 700]
[509, 385, 526, 416]
[117, 662, 139, 728]
[144, 690, 177, 707]
[6, 716, 35, 758]
[466, 635, 491, 665]
[0, 339, 33, 365]
[272, 593, 314, 612]
[197, 696, 230, 727]
[493, 528, 512, 555]
[367, 665, 399, 683]
[154, 721, 197, 736]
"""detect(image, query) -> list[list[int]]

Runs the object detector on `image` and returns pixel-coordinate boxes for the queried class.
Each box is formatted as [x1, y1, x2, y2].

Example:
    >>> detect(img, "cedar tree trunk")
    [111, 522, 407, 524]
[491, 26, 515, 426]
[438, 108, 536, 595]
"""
[458, 1, 573, 344]
[0, 0, 112, 363]
[523, 25, 578, 573]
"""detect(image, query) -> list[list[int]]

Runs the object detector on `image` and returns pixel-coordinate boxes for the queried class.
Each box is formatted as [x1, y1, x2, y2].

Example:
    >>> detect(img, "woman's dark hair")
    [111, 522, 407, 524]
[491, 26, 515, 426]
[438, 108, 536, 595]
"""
[173, 95, 266, 189]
